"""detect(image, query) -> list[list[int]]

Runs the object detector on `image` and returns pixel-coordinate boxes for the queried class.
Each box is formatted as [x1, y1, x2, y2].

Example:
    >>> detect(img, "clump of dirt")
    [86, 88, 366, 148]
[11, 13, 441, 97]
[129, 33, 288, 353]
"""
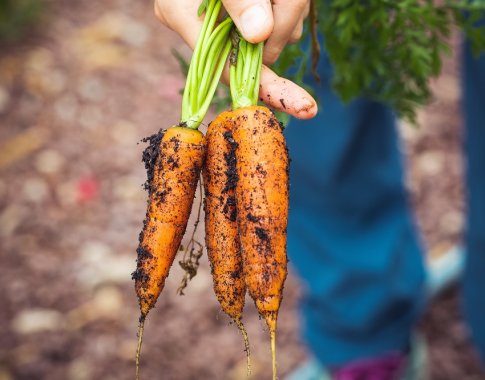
[223, 130, 238, 193]
[141, 129, 165, 192]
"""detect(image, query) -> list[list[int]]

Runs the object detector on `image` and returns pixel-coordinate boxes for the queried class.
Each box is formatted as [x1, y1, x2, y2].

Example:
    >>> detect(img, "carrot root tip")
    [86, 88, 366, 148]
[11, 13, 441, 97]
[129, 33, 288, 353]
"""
[270, 328, 277, 380]
[235, 318, 251, 377]
[135, 316, 146, 380]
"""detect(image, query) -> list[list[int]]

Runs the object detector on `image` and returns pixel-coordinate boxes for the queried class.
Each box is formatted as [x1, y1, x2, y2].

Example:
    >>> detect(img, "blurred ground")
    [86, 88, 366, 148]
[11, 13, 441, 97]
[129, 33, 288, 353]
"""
[0, 1, 484, 379]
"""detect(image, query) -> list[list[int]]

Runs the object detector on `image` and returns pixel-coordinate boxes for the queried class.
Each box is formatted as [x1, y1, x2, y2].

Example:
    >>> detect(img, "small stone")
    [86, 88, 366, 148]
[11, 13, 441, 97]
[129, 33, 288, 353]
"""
[78, 78, 105, 102]
[43, 70, 67, 95]
[187, 266, 212, 293]
[25, 48, 53, 72]
[35, 149, 65, 174]
[117, 339, 137, 361]
[24, 68, 66, 96]
[399, 121, 421, 143]
[417, 151, 444, 176]
[68, 359, 92, 380]
[110, 120, 137, 146]
[79, 106, 103, 129]
[11, 344, 38, 366]
[22, 177, 49, 203]
[76, 241, 133, 287]
[92, 286, 123, 316]
[0, 180, 6, 199]
[12, 308, 64, 334]
[0, 86, 10, 114]
[436, 75, 460, 103]
[120, 20, 148, 47]
[80, 240, 112, 260]
[0, 367, 13, 380]
[0, 205, 25, 237]
[112, 175, 144, 201]
[56, 181, 78, 207]
[440, 210, 464, 235]
[17, 93, 41, 117]
[54, 94, 79, 122]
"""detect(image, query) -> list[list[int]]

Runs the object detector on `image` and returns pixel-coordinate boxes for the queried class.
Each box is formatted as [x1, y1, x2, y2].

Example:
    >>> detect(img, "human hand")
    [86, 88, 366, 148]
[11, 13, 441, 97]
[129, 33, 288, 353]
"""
[155, 0, 318, 119]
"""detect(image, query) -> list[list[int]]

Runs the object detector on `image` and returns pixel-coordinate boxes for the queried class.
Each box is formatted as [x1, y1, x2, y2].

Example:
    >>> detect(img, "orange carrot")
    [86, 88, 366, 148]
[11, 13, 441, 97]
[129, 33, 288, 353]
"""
[134, 126, 206, 318]
[231, 105, 289, 380]
[203, 111, 251, 373]
[133, 126, 205, 379]
[132, 1, 233, 377]
[226, 29, 289, 379]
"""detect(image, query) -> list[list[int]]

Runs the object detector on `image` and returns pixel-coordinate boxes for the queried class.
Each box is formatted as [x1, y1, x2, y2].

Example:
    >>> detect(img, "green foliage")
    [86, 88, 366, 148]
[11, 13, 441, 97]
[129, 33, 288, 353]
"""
[172, 48, 190, 77]
[0, 0, 44, 41]
[275, 0, 485, 123]
[197, 0, 209, 16]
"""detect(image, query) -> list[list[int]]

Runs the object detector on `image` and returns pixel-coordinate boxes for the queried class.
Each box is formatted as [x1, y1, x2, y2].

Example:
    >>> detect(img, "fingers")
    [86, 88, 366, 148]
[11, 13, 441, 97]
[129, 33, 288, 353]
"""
[288, 14, 305, 44]
[263, 0, 309, 64]
[154, 0, 318, 120]
[154, 0, 202, 48]
[259, 65, 318, 119]
[222, 0, 274, 43]
[221, 64, 317, 119]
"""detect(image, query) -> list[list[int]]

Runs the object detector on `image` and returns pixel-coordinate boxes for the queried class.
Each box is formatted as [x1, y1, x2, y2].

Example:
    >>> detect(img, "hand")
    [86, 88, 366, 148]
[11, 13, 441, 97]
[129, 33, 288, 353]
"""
[155, 0, 317, 119]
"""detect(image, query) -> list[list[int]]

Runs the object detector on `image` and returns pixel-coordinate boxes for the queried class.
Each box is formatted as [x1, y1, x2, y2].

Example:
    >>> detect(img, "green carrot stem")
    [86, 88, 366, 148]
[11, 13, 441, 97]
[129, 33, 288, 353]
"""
[191, 39, 232, 127]
[191, 0, 219, 85]
[230, 63, 238, 108]
[181, 0, 233, 129]
[196, 0, 223, 79]
[198, 18, 232, 80]
[182, 0, 215, 119]
[236, 39, 245, 82]
[229, 32, 263, 109]
[242, 41, 253, 87]
[252, 42, 263, 104]
[199, 19, 232, 96]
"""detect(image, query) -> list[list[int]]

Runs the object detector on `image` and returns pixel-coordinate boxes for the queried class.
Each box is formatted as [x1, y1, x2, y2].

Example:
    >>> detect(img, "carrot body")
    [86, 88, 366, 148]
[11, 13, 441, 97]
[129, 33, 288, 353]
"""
[231, 105, 289, 330]
[230, 105, 288, 379]
[133, 126, 206, 318]
[203, 111, 246, 319]
[203, 112, 251, 373]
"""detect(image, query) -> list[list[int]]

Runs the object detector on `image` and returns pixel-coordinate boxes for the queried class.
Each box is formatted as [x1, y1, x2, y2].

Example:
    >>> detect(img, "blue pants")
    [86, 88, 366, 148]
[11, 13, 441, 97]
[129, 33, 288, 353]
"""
[285, 38, 485, 366]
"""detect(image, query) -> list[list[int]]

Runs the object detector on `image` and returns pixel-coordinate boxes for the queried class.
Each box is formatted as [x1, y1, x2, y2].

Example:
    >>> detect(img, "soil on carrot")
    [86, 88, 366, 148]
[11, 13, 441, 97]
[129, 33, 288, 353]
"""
[222, 130, 238, 194]
[0, 1, 483, 379]
[141, 129, 165, 192]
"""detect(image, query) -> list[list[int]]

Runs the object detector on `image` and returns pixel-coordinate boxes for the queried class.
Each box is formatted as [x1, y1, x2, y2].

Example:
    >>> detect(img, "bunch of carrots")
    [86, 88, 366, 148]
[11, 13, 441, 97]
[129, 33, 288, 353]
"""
[132, 1, 289, 379]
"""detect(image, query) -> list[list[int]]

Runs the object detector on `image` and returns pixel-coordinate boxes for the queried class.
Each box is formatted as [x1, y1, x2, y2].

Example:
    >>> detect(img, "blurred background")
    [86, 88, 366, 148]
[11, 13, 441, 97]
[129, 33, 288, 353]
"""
[0, 0, 484, 379]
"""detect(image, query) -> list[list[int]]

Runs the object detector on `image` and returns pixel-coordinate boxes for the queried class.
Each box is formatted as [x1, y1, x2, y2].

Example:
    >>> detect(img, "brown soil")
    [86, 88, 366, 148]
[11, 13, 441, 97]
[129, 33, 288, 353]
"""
[0, 1, 483, 379]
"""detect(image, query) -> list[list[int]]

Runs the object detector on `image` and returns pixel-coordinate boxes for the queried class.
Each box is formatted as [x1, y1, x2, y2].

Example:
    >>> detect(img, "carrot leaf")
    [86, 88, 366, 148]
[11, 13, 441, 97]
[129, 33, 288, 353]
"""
[273, 0, 485, 124]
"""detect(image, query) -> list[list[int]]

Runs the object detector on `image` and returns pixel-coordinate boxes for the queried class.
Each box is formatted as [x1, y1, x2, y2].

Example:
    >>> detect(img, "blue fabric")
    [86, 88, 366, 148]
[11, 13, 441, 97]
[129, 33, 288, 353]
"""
[462, 39, 485, 366]
[285, 52, 426, 366]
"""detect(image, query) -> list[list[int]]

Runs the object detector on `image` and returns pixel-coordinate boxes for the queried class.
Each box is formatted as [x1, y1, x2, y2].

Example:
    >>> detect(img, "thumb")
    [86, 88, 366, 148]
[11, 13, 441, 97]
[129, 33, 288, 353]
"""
[222, 0, 274, 43]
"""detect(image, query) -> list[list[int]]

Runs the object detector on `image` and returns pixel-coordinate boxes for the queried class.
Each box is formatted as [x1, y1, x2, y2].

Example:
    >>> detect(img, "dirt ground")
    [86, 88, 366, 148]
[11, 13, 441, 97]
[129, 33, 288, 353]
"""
[0, 1, 484, 379]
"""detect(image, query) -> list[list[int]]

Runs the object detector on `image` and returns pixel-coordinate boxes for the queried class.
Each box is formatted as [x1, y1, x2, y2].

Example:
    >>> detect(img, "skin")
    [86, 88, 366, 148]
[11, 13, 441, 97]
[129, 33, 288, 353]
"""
[154, 0, 317, 119]
[134, 127, 206, 317]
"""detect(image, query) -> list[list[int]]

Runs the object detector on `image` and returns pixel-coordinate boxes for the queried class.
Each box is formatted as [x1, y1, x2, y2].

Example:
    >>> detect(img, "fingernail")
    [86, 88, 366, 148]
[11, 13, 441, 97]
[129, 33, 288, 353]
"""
[240, 5, 270, 42]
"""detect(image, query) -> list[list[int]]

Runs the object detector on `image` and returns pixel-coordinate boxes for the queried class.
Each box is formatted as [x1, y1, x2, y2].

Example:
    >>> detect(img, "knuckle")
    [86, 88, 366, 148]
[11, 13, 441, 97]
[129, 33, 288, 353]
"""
[154, 1, 164, 22]
[303, 1, 310, 17]
[294, 0, 308, 11]
[289, 26, 303, 43]
[154, 0, 170, 26]
[263, 47, 281, 65]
